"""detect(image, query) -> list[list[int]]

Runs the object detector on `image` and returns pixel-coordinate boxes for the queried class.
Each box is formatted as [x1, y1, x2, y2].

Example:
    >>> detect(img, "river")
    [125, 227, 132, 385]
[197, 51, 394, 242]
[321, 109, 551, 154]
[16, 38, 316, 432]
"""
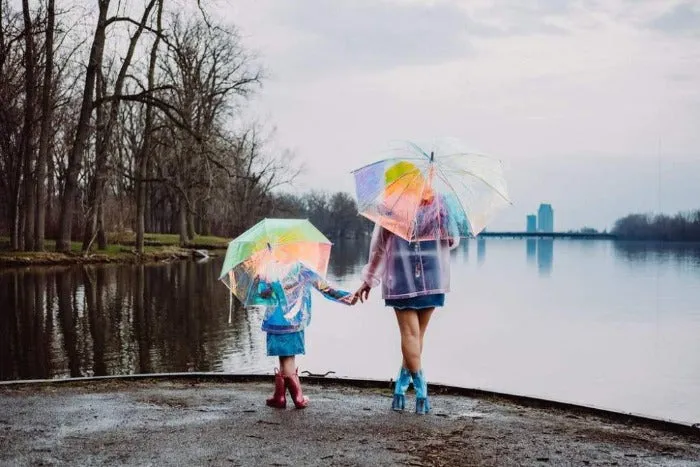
[1, 238, 699, 425]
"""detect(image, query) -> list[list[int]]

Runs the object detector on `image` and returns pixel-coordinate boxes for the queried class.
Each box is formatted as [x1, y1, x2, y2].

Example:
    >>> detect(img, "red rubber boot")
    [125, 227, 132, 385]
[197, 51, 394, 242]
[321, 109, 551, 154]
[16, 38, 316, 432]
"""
[284, 368, 309, 409]
[266, 368, 287, 409]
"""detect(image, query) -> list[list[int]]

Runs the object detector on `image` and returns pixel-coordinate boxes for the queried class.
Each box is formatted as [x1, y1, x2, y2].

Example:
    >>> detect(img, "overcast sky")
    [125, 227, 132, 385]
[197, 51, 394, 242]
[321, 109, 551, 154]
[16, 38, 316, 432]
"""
[212, 0, 700, 231]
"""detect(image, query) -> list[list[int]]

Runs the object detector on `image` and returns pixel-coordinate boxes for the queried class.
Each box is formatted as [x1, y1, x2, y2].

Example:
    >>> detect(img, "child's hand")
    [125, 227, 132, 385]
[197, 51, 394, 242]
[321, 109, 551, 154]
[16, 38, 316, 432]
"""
[259, 286, 272, 299]
[340, 294, 358, 305]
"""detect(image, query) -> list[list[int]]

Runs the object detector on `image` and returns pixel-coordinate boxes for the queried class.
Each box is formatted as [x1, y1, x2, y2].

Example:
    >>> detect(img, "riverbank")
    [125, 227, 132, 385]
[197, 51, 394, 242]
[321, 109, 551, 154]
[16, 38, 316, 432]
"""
[0, 233, 229, 267]
[1, 376, 699, 466]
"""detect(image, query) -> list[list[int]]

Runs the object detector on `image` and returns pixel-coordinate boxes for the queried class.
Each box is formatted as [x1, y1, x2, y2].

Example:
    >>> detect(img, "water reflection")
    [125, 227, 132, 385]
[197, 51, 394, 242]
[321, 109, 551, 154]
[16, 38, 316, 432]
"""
[327, 236, 370, 278]
[537, 239, 554, 276]
[523, 238, 554, 276]
[526, 239, 537, 265]
[477, 237, 486, 265]
[614, 241, 700, 272]
[0, 261, 246, 381]
[8, 240, 700, 382]
[450, 238, 470, 263]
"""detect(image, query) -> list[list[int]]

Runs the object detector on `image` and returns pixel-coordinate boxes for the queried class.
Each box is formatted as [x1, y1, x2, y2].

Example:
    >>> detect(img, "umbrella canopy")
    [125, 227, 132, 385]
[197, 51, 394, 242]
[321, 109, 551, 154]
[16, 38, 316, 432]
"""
[219, 218, 332, 307]
[352, 139, 511, 241]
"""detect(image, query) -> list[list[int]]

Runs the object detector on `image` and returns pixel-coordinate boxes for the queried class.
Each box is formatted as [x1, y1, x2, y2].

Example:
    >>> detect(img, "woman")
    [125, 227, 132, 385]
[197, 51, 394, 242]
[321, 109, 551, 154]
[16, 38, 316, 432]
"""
[355, 190, 459, 414]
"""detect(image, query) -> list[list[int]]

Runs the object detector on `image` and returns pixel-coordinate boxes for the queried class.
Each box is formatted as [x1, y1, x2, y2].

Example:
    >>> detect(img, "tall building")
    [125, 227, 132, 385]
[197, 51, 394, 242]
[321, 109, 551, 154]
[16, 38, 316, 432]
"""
[537, 203, 554, 232]
[526, 215, 537, 233]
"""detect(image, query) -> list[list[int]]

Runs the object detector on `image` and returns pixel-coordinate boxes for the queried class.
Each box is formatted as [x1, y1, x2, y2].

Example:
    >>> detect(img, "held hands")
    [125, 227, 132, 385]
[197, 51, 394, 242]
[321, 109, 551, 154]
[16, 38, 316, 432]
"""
[340, 293, 359, 305]
[353, 282, 371, 304]
[337, 282, 371, 306]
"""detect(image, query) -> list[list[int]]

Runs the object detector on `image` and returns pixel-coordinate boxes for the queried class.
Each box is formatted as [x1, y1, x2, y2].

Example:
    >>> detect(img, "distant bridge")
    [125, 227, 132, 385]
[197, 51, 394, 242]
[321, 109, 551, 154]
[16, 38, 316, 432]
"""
[477, 232, 617, 239]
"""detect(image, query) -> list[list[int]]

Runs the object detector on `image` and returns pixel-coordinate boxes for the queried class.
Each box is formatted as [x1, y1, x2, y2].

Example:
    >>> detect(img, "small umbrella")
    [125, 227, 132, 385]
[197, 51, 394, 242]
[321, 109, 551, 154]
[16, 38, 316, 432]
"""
[218, 218, 332, 320]
[352, 139, 511, 241]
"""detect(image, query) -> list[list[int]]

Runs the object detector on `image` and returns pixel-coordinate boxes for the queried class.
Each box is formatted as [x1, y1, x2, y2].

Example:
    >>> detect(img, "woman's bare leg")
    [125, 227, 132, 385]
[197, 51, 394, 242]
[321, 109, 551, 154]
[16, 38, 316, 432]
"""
[395, 309, 422, 372]
[397, 308, 435, 368]
[417, 308, 435, 355]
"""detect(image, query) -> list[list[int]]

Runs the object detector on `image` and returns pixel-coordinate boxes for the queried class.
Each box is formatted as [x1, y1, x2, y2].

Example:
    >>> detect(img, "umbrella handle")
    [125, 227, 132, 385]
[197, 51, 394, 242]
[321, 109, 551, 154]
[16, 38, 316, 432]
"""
[228, 291, 233, 324]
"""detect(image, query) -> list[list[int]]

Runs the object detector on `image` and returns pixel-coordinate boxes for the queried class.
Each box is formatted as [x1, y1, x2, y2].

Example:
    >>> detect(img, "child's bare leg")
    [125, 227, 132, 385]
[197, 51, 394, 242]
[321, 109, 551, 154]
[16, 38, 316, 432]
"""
[279, 356, 296, 376]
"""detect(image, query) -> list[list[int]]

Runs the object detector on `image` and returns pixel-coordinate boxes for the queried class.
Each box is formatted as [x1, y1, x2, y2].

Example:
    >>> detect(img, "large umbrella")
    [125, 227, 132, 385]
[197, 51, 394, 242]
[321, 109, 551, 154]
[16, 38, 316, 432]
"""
[352, 139, 511, 241]
[219, 218, 332, 318]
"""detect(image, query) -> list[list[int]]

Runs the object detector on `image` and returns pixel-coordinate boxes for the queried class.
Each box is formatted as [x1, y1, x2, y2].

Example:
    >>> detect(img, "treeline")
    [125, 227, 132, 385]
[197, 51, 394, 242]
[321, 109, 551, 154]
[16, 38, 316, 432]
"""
[268, 191, 372, 239]
[612, 211, 700, 241]
[0, 0, 296, 253]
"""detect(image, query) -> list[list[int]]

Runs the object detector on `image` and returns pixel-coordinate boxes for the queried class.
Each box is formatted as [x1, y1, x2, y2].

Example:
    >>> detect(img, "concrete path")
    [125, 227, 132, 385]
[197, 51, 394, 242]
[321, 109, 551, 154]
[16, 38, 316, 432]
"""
[1, 378, 699, 466]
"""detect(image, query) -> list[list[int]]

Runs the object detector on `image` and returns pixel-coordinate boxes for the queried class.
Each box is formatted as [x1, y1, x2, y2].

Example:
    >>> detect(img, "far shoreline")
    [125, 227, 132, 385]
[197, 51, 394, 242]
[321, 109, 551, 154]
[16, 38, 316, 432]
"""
[0, 233, 229, 267]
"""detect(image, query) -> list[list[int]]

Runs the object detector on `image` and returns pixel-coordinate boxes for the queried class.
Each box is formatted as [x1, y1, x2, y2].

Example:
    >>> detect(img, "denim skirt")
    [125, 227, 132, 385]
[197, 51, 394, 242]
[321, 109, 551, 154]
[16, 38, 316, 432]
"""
[385, 293, 445, 310]
[266, 330, 306, 356]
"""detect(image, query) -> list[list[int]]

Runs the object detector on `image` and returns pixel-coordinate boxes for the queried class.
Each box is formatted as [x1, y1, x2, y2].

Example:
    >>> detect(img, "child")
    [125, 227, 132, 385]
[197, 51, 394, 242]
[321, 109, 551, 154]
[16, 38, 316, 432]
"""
[248, 261, 355, 409]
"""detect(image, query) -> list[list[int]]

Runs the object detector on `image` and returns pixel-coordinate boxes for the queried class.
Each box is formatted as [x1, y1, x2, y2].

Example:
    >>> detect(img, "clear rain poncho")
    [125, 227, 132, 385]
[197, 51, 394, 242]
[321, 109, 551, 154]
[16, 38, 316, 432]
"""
[247, 262, 352, 334]
[361, 223, 460, 300]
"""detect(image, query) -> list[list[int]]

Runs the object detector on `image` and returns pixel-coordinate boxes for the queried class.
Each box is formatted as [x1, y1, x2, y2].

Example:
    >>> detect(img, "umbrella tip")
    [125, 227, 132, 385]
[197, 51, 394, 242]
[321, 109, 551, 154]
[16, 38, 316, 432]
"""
[430, 151, 434, 162]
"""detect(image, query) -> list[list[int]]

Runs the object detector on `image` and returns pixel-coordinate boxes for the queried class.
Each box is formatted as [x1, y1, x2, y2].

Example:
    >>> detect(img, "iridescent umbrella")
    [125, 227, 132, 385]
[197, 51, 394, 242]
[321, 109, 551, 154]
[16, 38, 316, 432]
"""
[218, 218, 332, 319]
[352, 139, 511, 241]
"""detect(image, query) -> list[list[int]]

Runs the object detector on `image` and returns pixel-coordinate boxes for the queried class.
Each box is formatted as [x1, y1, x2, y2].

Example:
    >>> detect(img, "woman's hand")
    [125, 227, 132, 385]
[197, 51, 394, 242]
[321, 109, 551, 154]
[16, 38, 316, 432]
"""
[354, 282, 372, 303]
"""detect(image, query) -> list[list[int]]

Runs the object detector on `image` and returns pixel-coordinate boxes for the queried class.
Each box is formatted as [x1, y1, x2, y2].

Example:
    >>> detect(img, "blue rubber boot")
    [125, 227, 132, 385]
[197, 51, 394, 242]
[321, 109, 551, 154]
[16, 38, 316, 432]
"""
[411, 369, 430, 415]
[391, 367, 413, 411]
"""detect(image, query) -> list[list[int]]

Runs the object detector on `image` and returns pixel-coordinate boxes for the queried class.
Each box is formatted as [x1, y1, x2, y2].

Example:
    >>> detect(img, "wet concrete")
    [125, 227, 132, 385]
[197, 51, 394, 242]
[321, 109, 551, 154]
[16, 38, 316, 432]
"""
[1, 377, 699, 466]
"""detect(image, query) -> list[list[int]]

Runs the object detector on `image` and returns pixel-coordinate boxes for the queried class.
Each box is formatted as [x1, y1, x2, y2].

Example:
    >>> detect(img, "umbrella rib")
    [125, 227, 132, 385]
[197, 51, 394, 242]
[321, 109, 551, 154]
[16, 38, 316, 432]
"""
[436, 154, 511, 203]
[433, 164, 474, 236]
[457, 169, 512, 204]
[440, 163, 512, 204]
[405, 141, 431, 160]
[443, 168, 511, 235]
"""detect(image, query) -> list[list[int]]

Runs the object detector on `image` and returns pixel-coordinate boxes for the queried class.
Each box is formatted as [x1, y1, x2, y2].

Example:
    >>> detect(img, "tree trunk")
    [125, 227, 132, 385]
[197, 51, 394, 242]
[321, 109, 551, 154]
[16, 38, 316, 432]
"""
[21, 0, 36, 251]
[57, 0, 109, 253]
[46, 138, 56, 237]
[136, 155, 147, 253]
[82, 67, 107, 253]
[35, 0, 54, 251]
[186, 198, 196, 240]
[135, 0, 162, 254]
[200, 207, 211, 236]
[97, 202, 107, 249]
[10, 190, 20, 250]
[178, 199, 189, 246]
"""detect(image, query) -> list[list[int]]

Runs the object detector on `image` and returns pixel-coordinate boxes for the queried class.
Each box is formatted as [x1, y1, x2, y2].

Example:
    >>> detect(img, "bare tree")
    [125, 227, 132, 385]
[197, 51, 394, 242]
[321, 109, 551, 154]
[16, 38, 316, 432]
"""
[2, 0, 297, 250]
[56, 0, 110, 253]
[20, 0, 37, 250]
[154, 14, 262, 244]
[81, 0, 159, 253]
[0, 2, 26, 250]
[134, 0, 163, 254]
[34, 0, 54, 251]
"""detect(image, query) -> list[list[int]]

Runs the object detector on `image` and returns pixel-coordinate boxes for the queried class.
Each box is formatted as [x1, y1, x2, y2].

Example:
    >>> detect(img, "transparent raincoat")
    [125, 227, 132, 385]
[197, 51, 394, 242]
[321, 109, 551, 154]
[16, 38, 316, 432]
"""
[361, 196, 461, 299]
[247, 262, 351, 334]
